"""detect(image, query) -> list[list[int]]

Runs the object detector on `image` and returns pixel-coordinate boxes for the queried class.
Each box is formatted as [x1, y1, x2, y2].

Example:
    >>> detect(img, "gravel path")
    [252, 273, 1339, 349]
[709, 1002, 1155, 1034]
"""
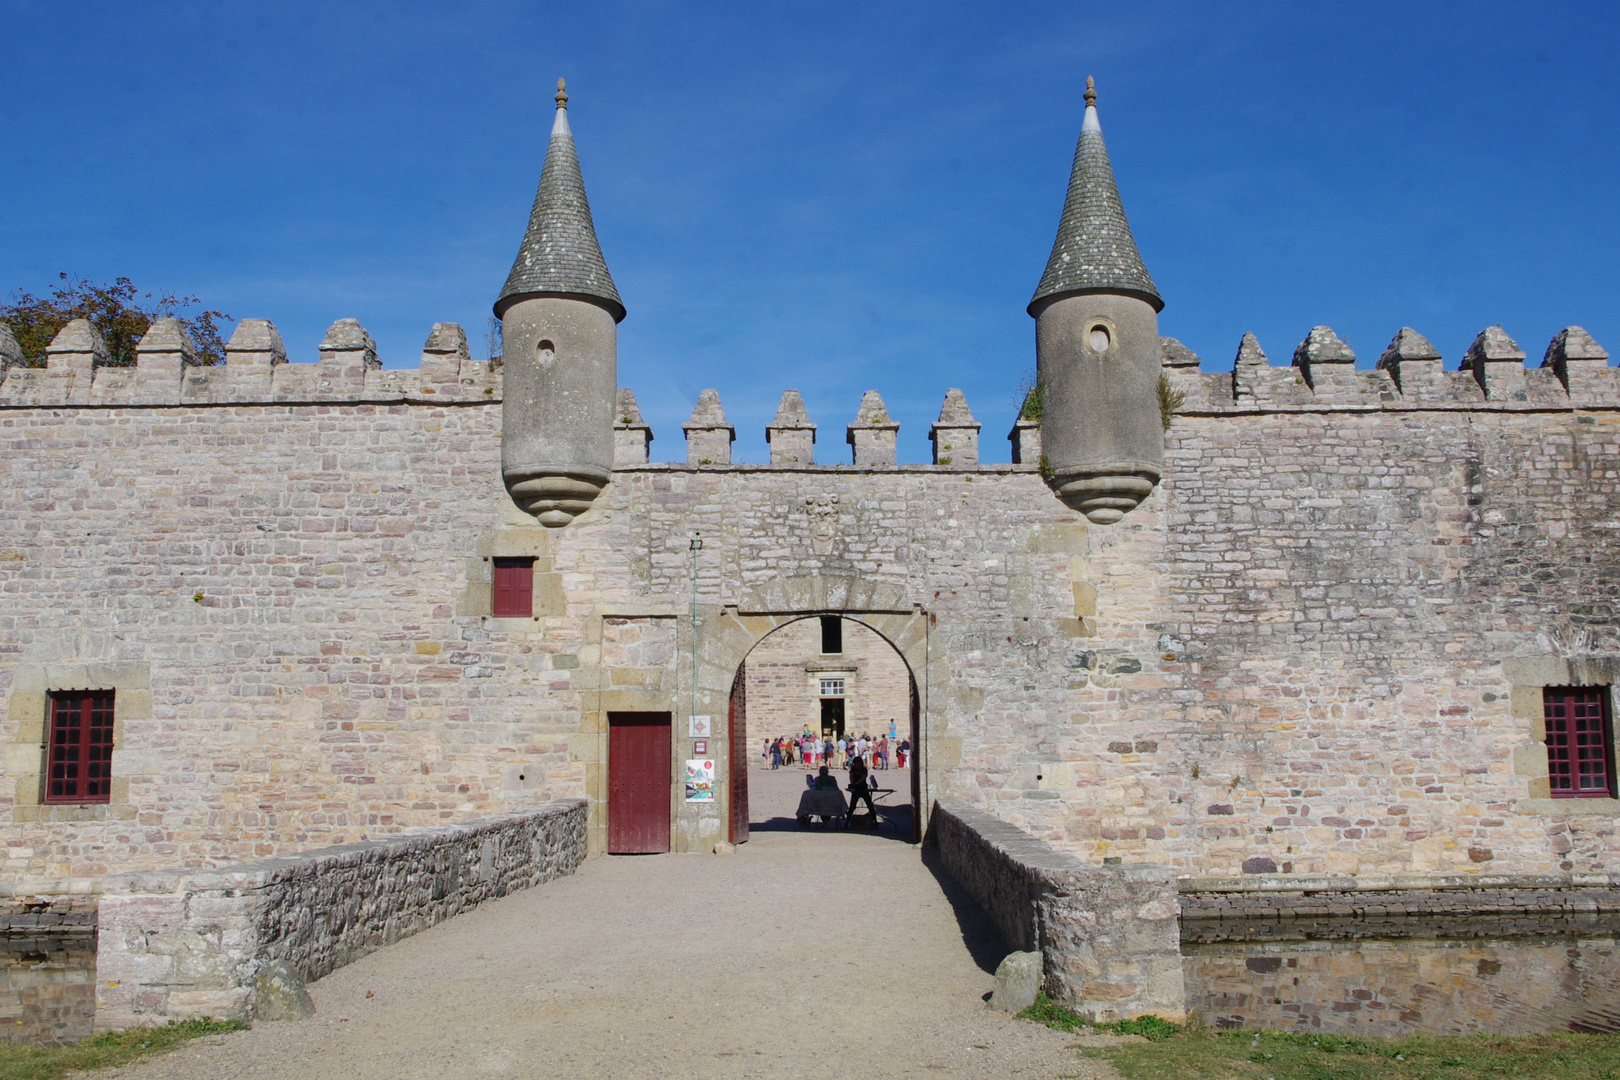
[97, 770, 1112, 1080]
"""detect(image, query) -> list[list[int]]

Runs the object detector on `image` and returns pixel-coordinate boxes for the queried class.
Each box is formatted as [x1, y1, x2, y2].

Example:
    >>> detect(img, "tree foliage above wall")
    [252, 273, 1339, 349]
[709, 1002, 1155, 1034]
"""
[1, 274, 231, 367]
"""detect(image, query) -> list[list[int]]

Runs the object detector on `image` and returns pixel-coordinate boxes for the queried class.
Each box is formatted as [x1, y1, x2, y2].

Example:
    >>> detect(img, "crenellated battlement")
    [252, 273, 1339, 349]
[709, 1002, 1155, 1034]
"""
[1161, 324, 1617, 414]
[0, 317, 502, 407]
[2, 316, 1616, 468]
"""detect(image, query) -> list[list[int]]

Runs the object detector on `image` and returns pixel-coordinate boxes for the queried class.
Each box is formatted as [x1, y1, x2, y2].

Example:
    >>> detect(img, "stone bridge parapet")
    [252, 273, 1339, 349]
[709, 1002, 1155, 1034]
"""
[927, 800, 1184, 1023]
[93, 797, 586, 1029]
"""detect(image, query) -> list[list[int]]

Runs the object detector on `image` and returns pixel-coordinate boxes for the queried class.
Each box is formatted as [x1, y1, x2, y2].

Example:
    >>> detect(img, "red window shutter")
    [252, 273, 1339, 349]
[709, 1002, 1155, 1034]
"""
[1546, 687, 1614, 798]
[46, 691, 114, 805]
[492, 558, 535, 618]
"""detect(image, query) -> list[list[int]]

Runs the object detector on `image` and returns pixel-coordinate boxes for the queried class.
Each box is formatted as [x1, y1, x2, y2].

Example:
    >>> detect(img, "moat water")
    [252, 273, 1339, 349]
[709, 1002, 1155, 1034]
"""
[1183, 914, 1620, 1035]
[6, 918, 1620, 1043]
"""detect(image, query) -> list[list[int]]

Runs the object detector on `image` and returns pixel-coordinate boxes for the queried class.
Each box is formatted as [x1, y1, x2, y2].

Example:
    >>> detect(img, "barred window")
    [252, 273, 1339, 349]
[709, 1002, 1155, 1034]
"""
[1545, 687, 1614, 798]
[45, 691, 115, 805]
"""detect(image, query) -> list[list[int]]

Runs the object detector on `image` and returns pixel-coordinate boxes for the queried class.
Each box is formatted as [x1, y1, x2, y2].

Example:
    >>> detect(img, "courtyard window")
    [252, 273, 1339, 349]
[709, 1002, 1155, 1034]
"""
[820, 616, 842, 654]
[45, 691, 114, 805]
[820, 678, 845, 697]
[1545, 686, 1615, 798]
[492, 557, 535, 618]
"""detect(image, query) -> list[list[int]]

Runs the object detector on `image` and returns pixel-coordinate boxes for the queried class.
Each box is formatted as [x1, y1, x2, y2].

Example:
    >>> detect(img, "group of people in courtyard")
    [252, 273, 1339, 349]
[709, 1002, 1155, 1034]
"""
[769, 723, 912, 829]
[764, 727, 910, 771]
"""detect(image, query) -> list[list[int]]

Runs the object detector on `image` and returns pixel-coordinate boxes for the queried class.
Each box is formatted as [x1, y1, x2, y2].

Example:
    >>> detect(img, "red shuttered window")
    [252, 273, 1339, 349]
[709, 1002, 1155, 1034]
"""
[1545, 687, 1615, 798]
[45, 691, 115, 804]
[492, 557, 535, 618]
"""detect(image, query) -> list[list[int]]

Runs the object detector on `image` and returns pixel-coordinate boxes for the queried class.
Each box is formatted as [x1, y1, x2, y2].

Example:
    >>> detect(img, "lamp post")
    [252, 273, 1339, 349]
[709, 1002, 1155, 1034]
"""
[689, 535, 702, 728]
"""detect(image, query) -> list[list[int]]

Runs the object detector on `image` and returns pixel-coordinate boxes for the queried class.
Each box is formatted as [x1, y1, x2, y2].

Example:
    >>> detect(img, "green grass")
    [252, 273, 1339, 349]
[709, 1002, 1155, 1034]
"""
[1099, 1028, 1620, 1080]
[0, 1018, 247, 1080]
[1021, 992, 1181, 1041]
[1020, 994, 1620, 1079]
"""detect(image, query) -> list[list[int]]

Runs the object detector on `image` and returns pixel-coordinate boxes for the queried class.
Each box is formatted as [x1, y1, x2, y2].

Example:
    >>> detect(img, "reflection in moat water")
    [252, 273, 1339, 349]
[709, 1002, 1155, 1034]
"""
[1183, 916, 1620, 1036]
[0, 937, 96, 1044]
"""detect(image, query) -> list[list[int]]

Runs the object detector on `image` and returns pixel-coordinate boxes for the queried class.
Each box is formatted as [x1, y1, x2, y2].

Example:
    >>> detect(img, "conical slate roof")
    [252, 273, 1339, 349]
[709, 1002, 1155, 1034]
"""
[1029, 80, 1162, 315]
[495, 81, 625, 323]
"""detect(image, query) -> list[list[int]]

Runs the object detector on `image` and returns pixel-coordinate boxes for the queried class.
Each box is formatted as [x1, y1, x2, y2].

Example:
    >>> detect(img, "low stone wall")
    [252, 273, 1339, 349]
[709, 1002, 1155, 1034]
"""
[94, 798, 586, 1029]
[1181, 875, 1620, 921]
[928, 801, 1184, 1022]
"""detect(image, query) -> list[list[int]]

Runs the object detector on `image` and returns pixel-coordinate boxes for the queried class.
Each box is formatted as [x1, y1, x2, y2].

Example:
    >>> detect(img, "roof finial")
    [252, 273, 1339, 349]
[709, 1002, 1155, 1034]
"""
[1084, 76, 1096, 108]
[555, 78, 569, 109]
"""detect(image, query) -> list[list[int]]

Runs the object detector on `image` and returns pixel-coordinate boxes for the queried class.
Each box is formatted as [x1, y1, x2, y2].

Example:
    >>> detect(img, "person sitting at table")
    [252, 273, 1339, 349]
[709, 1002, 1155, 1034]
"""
[847, 754, 876, 823]
[813, 765, 840, 791]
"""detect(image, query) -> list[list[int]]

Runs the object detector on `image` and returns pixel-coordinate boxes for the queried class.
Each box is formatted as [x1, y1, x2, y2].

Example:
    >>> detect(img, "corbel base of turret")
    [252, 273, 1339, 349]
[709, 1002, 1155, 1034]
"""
[1047, 462, 1159, 524]
[504, 465, 611, 527]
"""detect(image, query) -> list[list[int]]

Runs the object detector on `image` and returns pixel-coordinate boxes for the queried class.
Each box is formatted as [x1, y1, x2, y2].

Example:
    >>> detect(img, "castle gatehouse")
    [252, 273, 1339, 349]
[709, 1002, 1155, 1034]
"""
[3, 78, 1620, 962]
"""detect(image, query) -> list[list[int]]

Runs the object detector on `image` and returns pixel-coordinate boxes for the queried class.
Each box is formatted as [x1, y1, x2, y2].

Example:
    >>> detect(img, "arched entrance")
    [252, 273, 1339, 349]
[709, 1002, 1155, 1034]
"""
[585, 574, 938, 856]
[727, 614, 922, 843]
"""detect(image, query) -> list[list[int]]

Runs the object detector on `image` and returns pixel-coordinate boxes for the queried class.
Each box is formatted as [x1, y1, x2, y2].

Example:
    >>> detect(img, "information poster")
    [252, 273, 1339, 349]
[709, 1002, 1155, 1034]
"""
[685, 759, 716, 802]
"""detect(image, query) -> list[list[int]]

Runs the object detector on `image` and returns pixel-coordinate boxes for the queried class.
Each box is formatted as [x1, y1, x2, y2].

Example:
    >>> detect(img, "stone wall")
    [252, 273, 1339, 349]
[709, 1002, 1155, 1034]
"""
[927, 800, 1184, 1021]
[93, 797, 585, 1028]
[1184, 932, 1620, 1035]
[4, 316, 1620, 890]
[0, 936, 97, 1044]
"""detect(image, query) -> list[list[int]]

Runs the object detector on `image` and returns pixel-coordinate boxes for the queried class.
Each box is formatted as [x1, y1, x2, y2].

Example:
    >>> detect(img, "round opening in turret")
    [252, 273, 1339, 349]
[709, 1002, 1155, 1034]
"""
[537, 339, 555, 366]
[1087, 325, 1111, 353]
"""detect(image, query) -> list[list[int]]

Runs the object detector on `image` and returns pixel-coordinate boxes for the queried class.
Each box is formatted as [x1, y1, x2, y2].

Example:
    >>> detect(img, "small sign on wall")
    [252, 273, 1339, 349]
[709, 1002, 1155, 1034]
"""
[692, 740, 708, 755]
[685, 759, 716, 802]
[689, 715, 712, 738]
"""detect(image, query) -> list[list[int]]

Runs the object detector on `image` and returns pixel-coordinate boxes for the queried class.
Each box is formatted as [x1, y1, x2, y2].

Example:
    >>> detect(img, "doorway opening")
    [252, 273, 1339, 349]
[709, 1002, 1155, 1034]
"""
[728, 615, 919, 844]
[819, 697, 845, 738]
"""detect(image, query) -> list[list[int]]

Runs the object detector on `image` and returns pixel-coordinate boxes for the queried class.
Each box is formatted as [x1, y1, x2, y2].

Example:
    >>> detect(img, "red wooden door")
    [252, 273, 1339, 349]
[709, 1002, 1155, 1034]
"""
[728, 664, 749, 844]
[608, 712, 671, 854]
[909, 676, 921, 843]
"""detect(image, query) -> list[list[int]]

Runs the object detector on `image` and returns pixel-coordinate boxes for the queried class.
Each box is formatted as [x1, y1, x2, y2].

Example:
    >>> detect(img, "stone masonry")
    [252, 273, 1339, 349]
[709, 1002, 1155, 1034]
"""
[94, 797, 585, 1027]
[928, 800, 1184, 1021]
[1, 318, 1620, 897]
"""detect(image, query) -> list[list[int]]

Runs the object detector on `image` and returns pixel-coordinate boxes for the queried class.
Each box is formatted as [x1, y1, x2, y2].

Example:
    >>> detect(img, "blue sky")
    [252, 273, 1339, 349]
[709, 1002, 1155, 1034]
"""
[3, 1, 1617, 464]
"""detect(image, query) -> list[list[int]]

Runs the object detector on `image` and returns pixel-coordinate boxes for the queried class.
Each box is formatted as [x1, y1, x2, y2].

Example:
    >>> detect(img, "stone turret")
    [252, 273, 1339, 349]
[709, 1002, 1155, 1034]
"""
[494, 79, 625, 527]
[1028, 78, 1163, 524]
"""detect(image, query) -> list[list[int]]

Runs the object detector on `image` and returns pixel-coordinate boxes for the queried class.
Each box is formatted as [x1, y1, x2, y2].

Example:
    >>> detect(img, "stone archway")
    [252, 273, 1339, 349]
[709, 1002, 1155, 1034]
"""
[680, 575, 938, 854]
[727, 610, 923, 843]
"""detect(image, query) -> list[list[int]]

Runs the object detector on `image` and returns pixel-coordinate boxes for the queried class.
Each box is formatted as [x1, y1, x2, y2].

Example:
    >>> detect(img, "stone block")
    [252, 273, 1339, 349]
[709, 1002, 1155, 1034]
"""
[1541, 326, 1609, 398]
[767, 390, 816, 465]
[249, 959, 315, 1022]
[684, 389, 734, 465]
[1008, 420, 1041, 465]
[929, 389, 980, 466]
[988, 950, 1042, 1013]
[1464, 326, 1528, 401]
[847, 390, 899, 465]
[1503, 656, 1570, 688]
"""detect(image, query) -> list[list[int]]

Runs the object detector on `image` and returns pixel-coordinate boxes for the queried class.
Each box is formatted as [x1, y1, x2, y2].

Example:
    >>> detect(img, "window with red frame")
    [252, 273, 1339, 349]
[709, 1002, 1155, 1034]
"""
[492, 557, 535, 618]
[1545, 686, 1615, 798]
[45, 691, 115, 804]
